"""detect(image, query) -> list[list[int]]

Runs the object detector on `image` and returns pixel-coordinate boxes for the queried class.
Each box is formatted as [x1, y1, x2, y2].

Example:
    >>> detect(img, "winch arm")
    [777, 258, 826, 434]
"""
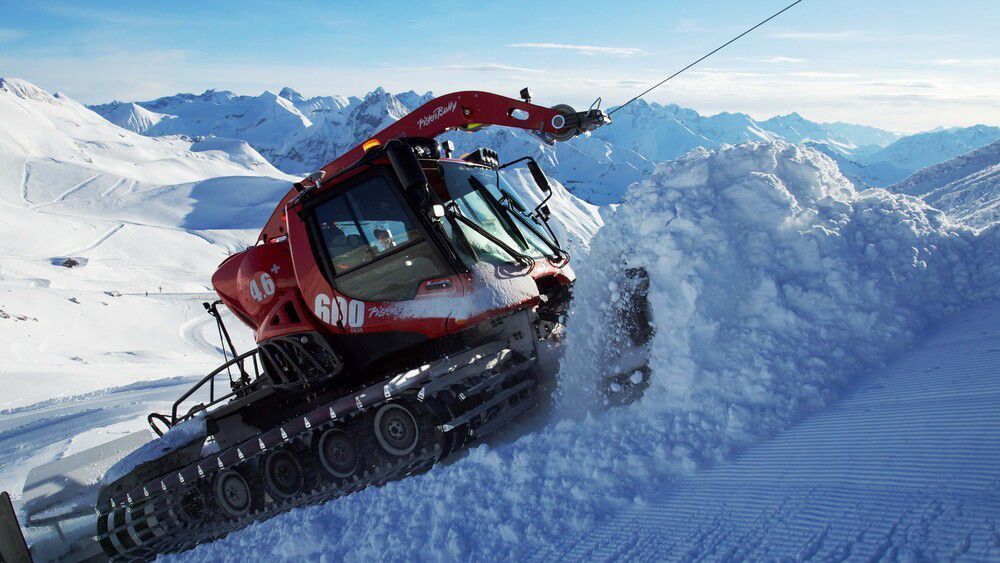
[258, 90, 609, 243]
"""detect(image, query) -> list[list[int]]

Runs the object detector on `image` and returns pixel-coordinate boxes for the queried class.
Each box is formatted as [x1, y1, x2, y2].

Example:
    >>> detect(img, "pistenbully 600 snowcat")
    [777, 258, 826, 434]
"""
[0, 89, 612, 561]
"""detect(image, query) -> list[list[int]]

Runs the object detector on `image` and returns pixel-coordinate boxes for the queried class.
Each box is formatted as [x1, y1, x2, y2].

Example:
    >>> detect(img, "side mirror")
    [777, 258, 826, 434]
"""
[385, 140, 428, 195]
[293, 170, 325, 194]
[527, 159, 551, 194]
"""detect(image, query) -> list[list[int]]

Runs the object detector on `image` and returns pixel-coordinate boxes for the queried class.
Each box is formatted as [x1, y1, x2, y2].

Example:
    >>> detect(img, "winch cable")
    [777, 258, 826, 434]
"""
[608, 0, 805, 116]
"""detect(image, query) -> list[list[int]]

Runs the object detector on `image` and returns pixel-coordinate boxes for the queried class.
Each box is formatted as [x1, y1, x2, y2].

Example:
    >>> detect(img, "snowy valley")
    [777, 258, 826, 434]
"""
[2, 76, 999, 561]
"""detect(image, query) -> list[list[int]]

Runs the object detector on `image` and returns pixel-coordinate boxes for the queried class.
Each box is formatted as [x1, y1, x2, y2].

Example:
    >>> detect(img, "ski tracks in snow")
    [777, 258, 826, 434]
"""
[179, 312, 226, 357]
[61, 223, 124, 256]
[31, 173, 101, 210]
[99, 177, 129, 198]
[20, 162, 31, 205]
[542, 302, 1000, 561]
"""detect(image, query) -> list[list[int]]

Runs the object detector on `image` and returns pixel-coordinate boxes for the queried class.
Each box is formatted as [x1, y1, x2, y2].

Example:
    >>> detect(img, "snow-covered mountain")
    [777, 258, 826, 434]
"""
[90, 89, 313, 168]
[856, 125, 1000, 185]
[890, 139, 1000, 228]
[88, 84, 1000, 204]
[91, 88, 908, 202]
[90, 87, 436, 176]
[0, 77, 295, 404]
[277, 87, 356, 119]
[758, 112, 896, 157]
[275, 87, 432, 173]
[89, 101, 170, 135]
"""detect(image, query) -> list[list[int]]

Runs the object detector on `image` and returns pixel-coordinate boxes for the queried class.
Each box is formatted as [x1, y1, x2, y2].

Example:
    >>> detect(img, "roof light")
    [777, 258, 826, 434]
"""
[462, 148, 500, 169]
[362, 138, 381, 152]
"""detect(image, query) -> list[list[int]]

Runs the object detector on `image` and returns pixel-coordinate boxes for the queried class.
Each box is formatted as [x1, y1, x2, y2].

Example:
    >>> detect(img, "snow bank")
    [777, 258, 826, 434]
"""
[383, 262, 539, 322]
[101, 414, 205, 486]
[177, 142, 1000, 562]
[561, 141, 997, 453]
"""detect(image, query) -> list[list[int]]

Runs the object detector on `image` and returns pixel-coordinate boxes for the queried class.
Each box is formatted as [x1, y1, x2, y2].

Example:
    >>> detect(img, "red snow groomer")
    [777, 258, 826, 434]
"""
[0, 90, 609, 562]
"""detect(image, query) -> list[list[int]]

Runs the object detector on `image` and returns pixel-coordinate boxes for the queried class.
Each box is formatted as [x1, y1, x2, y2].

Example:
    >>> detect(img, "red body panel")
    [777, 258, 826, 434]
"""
[214, 90, 581, 345]
[212, 241, 321, 342]
[258, 91, 572, 243]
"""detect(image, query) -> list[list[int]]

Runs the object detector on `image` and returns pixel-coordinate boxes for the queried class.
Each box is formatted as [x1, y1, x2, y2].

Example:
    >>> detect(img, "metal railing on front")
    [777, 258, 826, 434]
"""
[163, 348, 263, 430]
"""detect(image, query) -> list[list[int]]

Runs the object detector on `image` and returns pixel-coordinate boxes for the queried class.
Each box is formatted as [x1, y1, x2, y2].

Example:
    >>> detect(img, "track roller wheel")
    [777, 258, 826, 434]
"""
[262, 449, 305, 500]
[176, 487, 207, 526]
[213, 469, 254, 518]
[373, 402, 420, 456]
[317, 427, 361, 478]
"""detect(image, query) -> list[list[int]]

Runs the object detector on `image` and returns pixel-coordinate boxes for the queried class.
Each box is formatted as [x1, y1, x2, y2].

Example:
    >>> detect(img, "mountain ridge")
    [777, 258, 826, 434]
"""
[890, 139, 1000, 228]
[82, 84, 1000, 205]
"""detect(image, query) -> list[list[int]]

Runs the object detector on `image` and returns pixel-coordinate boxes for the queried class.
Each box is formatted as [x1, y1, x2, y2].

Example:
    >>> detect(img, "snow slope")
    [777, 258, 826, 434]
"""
[890, 139, 1000, 228]
[0, 78, 288, 406]
[549, 301, 1000, 561]
[176, 142, 1000, 561]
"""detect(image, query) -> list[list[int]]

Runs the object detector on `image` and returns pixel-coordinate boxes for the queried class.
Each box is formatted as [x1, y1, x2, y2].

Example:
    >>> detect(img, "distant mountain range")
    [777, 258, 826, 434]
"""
[80, 85, 1000, 211]
[0, 78, 597, 269]
[889, 139, 1000, 229]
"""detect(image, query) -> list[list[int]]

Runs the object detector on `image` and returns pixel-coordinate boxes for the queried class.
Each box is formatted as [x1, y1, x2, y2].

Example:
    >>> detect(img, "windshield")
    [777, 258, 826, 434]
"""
[313, 174, 450, 301]
[439, 162, 559, 266]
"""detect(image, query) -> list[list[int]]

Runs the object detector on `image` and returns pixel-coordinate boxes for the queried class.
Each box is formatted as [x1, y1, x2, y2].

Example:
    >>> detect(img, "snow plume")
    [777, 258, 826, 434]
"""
[180, 142, 999, 561]
[562, 140, 997, 453]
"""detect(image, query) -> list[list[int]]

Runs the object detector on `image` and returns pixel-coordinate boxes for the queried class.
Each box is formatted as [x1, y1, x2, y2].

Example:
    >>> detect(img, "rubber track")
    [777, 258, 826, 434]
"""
[99, 408, 442, 560]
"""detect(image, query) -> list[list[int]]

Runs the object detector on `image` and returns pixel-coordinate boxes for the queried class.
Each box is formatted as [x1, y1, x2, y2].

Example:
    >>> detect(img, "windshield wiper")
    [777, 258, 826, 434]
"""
[445, 207, 535, 270]
[466, 176, 534, 251]
[501, 205, 568, 265]
[477, 176, 567, 263]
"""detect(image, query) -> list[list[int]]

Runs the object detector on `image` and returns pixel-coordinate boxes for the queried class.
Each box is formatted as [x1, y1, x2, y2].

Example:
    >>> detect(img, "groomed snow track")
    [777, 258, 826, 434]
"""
[545, 301, 1000, 561]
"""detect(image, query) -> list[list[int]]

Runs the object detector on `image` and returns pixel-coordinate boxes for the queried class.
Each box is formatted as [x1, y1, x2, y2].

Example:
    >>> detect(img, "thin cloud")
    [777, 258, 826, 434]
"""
[672, 20, 706, 33]
[583, 78, 650, 88]
[509, 43, 643, 57]
[930, 58, 1000, 67]
[770, 31, 861, 41]
[859, 92, 999, 106]
[0, 28, 25, 42]
[737, 56, 806, 64]
[442, 64, 545, 74]
[788, 72, 860, 79]
[40, 1, 193, 26]
[859, 79, 940, 89]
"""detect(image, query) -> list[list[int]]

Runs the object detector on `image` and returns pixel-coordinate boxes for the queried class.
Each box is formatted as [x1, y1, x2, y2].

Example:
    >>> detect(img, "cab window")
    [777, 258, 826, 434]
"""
[312, 174, 450, 301]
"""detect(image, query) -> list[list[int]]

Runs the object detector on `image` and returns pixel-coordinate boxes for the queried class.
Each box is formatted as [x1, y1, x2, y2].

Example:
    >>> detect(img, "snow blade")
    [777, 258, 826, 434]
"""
[0, 491, 32, 563]
[20, 431, 152, 562]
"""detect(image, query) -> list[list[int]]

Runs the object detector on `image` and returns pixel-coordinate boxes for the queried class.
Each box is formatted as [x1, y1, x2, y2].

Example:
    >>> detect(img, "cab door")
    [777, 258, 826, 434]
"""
[286, 169, 460, 339]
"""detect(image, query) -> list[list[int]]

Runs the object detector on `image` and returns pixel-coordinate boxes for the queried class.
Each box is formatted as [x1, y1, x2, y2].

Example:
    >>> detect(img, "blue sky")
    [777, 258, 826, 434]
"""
[0, 0, 997, 131]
